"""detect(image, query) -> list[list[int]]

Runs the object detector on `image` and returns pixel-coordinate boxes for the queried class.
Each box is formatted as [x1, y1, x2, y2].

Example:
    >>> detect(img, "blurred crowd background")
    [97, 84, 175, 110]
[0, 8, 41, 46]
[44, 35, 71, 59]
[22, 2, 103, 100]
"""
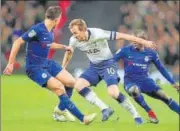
[1, 1, 179, 83]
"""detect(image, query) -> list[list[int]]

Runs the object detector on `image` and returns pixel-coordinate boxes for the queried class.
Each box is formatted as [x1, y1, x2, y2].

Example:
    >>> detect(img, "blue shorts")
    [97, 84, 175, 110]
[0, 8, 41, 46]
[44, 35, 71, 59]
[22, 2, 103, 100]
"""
[80, 59, 120, 87]
[124, 77, 161, 94]
[25, 60, 62, 87]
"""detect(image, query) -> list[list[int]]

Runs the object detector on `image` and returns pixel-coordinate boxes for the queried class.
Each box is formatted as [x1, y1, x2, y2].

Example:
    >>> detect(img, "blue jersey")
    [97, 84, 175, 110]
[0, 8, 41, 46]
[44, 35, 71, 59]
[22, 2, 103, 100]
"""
[21, 22, 54, 68]
[113, 45, 175, 84]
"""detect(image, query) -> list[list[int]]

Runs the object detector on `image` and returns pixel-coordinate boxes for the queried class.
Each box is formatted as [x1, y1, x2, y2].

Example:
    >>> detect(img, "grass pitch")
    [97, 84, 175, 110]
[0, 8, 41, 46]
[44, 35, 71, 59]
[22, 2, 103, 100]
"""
[1, 75, 179, 131]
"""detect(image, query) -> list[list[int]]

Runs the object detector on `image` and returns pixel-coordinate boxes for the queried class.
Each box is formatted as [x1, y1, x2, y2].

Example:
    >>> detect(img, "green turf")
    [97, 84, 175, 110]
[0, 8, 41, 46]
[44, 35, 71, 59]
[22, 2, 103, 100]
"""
[1, 75, 179, 131]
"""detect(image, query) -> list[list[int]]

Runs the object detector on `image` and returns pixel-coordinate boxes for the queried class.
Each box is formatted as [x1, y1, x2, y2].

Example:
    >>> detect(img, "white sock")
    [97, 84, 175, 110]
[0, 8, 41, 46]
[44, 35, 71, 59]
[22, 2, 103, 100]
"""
[85, 91, 108, 110]
[120, 97, 141, 118]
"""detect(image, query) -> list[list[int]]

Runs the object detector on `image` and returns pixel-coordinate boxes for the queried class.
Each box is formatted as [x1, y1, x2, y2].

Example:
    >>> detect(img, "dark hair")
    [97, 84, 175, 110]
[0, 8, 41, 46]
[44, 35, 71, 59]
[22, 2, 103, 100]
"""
[45, 6, 61, 20]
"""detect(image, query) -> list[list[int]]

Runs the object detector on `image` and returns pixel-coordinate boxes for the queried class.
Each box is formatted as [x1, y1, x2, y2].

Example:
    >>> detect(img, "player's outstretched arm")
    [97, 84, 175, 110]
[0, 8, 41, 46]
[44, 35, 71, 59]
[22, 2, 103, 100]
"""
[153, 53, 179, 91]
[62, 47, 73, 69]
[113, 48, 125, 62]
[50, 42, 71, 50]
[3, 38, 25, 75]
[116, 32, 156, 50]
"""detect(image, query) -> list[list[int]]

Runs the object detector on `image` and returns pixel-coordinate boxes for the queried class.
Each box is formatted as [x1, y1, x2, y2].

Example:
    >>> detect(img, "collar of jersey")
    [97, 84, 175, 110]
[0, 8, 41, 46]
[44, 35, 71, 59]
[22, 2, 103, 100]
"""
[87, 29, 91, 40]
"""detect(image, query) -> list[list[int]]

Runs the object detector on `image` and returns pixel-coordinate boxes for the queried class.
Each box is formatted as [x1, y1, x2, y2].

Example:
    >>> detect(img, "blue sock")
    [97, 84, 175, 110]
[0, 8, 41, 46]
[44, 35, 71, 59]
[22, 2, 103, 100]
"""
[168, 99, 180, 115]
[116, 92, 125, 103]
[66, 87, 73, 98]
[79, 87, 91, 97]
[134, 95, 151, 112]
[58, 94, 84, 122]
[58, 102, 65, 111]
[58, 87, 73, 111]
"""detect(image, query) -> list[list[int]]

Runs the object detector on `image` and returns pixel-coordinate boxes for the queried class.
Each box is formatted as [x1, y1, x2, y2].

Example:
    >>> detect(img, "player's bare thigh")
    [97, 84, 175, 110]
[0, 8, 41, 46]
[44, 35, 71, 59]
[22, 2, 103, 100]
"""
[74, 78, 91, 92]
[47, 77, 65, 96]
[55, 69, 76, 88]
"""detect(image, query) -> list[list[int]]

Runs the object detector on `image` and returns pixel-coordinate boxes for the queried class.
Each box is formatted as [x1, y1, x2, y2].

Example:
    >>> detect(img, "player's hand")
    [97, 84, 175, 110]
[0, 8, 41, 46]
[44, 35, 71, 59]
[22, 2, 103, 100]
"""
[64, 46, 73, 53]
[3, 63, 14, 75]
[172, 84, 180, 92]
[62, 64, 67, 69]
[145, 41, 157, 50]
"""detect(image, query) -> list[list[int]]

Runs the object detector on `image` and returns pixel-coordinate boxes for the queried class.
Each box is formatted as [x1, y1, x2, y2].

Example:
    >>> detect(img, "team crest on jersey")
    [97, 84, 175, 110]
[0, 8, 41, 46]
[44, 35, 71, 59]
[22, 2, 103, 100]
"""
[144, 56, 149, 62]
[28, 30, 36, 38]
[42, 73, 47, 79]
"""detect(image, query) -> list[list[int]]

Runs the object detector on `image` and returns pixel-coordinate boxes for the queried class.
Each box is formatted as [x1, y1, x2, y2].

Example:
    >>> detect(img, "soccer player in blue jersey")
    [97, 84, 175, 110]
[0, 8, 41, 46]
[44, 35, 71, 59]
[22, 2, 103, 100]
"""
[3, 6, 96, 125]
[114, 30, 180, 124]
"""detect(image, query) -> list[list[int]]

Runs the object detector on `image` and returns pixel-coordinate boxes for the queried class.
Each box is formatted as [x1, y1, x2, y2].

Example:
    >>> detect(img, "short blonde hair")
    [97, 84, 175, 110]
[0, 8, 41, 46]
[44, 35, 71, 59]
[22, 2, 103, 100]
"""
[69, 19, 87, 31]
[133, 29, 148, 40]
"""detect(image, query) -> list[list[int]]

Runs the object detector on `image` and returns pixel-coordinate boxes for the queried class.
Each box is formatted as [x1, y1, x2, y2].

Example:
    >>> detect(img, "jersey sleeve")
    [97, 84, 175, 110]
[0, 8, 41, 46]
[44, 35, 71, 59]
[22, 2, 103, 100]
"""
[94, 28, 116, 40]
[113, 48, 125, 62]
[21, 26, 38, 42]
[152, 51, 175, 84]
[69, 37, 77, 49]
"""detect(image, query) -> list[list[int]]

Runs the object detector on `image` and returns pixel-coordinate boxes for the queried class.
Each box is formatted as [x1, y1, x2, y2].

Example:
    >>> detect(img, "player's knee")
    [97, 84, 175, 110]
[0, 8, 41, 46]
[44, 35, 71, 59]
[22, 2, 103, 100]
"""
[74, 78, 90, 92]
[66, 78, 76, 87]
[54, 88, 66, 96]
[51, 82, 66, 96]
[128, 86, 140, 97]
[108, 85, 119, 98]
[74, 81, 84, 92]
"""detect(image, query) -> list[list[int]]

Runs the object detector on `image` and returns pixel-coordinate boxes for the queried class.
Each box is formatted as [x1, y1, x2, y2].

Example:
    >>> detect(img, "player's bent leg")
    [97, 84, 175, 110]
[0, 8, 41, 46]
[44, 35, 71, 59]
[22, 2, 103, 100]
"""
[54, 69, 75, 118]
[47, 77, 66, 96]
[127, 86, 159, 124]
[46, 77, 73, 122]
[47, 77, 75, 122]
[143, 78, 179, 115]
[150, 90, 180, 115]
[128, 86, 152, 113]
[47, 77, 96, 124]
[55, 69, 76, 88]
[54, 90, 74, 122]
[74, 78, 90, 92]
[75, 78, 113, 121]
[55, 68, 74, 102]
[49, 61, 74, 98]
[107, 85, 143, 125]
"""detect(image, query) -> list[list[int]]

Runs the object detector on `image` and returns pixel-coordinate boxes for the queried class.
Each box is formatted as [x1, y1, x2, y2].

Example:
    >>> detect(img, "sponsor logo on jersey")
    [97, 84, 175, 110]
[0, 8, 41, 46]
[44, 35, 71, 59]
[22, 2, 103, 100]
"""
[83, 48, 100, 54]
[128, 61, 147, 69]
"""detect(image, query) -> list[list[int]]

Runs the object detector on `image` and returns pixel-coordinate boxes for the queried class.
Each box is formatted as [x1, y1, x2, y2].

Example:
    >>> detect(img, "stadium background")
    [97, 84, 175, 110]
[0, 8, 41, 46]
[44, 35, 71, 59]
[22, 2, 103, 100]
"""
[1, 0, 179, 84]
[1, 1, 179, 131]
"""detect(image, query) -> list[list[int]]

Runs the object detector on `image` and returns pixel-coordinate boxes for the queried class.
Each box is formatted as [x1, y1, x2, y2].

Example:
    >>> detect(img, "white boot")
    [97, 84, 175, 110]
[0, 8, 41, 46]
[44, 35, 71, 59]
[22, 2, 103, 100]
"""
[53, 112, 67, 122]
[53, 106, 76, 122]
[83, 113, 97, 125]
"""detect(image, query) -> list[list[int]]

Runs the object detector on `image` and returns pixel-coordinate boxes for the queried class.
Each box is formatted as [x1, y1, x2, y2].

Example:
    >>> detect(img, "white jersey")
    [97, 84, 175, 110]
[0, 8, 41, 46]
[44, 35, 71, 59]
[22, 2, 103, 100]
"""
[69, 28, 116, 64]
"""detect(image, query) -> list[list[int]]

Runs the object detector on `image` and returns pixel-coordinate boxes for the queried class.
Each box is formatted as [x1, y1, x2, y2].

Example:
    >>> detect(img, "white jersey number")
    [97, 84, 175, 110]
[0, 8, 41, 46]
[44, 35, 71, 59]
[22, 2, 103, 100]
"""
[107, 67, 115, 75]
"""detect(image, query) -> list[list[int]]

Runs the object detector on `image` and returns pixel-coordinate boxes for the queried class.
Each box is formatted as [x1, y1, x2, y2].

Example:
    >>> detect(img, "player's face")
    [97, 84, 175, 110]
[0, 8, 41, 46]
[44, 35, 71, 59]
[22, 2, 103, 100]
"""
[70, 25, 86, 41]
[134, 43, 144, 50]
[53, 15, 61, 27]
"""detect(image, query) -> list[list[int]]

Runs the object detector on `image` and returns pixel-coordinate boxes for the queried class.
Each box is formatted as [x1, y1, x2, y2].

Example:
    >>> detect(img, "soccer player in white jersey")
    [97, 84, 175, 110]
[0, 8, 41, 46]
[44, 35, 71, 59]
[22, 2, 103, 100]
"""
[62, 19, 156, 124]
